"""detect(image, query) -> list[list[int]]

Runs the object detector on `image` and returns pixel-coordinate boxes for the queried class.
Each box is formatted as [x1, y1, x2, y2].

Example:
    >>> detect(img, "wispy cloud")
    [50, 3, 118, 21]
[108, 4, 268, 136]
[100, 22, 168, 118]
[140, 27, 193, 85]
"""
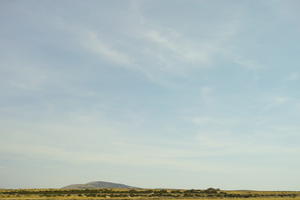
[195, 130, 300, 155]
[287, 72, 299, 81]
[144, 29, 213, 65]
[191, 116, 236, 127]
[199, 86, 214, 104]
[82, 31, 134, 66]
[263, 96, 291, 111]
[233, 56, 264, 70]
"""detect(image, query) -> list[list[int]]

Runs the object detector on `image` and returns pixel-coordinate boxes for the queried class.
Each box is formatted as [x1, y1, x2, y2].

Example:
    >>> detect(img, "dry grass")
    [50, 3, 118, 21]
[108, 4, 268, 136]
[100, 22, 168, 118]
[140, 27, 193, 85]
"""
[1, 188, 299, 200]
[1, 197, 300, 200]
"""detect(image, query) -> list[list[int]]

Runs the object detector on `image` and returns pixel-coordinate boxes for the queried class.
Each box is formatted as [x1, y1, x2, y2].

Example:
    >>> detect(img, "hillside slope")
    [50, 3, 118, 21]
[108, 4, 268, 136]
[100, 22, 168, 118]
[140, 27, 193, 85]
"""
[62, 181, 136, 189]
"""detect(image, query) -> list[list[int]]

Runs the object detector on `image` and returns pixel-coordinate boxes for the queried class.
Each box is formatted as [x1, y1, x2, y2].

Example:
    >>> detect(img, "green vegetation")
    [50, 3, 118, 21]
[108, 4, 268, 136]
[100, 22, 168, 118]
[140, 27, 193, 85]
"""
[0, 188, 299, 200]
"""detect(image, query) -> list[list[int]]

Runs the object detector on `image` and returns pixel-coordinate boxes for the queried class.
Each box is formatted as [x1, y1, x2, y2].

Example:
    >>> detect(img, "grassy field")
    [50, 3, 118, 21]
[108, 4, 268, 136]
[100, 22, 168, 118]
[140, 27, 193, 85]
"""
[1, 188, 300, 200]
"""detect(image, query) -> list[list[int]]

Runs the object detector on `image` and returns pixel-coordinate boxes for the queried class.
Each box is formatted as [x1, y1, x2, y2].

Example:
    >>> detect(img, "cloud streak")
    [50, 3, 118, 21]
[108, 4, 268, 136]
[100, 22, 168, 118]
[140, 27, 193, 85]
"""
[82, 31, 134, 66]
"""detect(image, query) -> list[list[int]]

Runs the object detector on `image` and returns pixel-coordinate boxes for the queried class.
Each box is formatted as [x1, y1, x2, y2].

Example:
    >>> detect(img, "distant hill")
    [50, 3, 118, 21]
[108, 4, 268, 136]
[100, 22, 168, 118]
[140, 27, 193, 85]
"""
[62, 181, 136, 189]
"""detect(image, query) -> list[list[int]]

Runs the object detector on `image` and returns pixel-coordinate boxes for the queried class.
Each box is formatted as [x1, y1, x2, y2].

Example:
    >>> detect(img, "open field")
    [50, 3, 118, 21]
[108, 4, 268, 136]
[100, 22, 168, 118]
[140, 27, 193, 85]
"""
[1, 188, 300, 200]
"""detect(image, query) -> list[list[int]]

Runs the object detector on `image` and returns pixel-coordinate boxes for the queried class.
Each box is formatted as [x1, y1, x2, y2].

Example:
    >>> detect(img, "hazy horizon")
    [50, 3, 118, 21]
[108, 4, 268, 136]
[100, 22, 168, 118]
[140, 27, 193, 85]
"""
[1, 0, 300, 190]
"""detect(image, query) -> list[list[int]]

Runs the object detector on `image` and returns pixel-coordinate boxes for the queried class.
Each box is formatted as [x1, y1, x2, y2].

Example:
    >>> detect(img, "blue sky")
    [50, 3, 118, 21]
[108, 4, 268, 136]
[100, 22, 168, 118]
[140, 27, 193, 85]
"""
[1, 0, 300, 190]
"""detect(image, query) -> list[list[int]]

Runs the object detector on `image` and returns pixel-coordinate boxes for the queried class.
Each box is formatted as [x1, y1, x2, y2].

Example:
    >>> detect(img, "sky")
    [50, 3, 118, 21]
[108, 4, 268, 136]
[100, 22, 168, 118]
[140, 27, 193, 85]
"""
[1, 0, 300, 190]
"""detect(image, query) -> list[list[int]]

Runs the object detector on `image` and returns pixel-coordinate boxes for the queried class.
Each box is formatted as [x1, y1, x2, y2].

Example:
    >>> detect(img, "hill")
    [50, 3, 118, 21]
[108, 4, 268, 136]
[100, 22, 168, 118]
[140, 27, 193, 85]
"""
[62, 181, 136, 189]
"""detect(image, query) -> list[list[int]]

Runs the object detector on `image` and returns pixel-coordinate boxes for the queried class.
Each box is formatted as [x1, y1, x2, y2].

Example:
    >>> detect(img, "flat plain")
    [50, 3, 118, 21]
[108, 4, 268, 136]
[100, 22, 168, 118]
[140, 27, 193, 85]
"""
[1, 188, 300, 200]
